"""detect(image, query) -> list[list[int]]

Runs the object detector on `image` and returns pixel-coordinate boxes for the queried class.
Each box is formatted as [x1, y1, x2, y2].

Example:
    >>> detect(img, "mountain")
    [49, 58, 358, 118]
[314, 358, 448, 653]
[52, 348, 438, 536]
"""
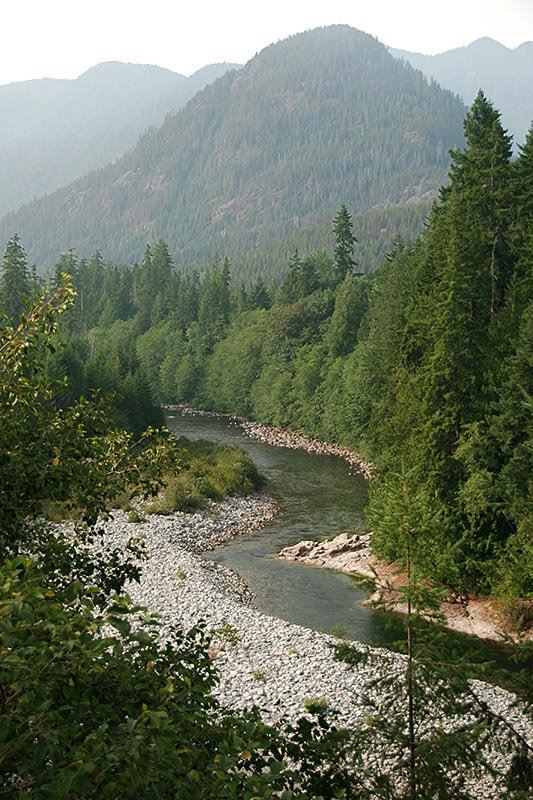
[0, 25, 469, 279]
[0, 60, 239, 217]
[389, 38, 533, 147]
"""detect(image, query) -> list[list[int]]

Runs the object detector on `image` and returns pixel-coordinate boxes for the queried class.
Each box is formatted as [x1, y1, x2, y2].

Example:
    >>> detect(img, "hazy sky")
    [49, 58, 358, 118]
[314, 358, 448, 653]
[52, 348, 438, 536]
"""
[2, 0, 532, 86]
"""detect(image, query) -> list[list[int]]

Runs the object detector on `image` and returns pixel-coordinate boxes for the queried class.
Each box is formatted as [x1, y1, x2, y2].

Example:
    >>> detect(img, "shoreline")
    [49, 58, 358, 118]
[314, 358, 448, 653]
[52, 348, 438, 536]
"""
[170, 406, 529, 644]
[168, 404, 374, 478]
[96, 495, 530, 799]
[278, 532, 532, 643]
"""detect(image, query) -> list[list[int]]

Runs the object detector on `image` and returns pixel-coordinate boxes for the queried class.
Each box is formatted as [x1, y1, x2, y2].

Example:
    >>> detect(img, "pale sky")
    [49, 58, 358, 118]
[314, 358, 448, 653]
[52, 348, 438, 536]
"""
[1, 0, 532, 86]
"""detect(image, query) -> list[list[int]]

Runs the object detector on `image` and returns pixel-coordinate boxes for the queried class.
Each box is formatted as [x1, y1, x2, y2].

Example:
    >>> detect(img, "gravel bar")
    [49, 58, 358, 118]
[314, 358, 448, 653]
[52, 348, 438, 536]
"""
[97, 494, 531, 798]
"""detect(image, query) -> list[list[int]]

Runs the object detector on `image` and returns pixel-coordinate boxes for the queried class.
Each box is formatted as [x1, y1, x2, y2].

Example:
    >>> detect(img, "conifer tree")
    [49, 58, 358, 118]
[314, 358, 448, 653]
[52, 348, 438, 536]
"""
[418, 92, 513, 505]
[80, 250, 107, 329]
[447, 90, 513, 315]
[197, 260, 232, 351]
[0, 234, 31, 326]
[277, 250, 303, 304]
[248, 277, 271, 310]
[176, 273, 199, 330]
[332, 205, 357, 284]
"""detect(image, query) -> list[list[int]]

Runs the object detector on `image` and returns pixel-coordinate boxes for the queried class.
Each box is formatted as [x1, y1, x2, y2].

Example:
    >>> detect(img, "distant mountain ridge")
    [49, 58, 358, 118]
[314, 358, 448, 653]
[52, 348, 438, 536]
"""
[389, 37, 533, 146]
[0, 60, 239, 217]
[0, 25, 468, 280]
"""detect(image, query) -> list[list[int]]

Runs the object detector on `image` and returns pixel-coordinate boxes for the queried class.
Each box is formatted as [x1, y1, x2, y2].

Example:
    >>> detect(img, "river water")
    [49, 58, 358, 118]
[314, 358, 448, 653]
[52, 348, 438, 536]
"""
[166, 412, 407, 647]
[165, 412, 528, 685]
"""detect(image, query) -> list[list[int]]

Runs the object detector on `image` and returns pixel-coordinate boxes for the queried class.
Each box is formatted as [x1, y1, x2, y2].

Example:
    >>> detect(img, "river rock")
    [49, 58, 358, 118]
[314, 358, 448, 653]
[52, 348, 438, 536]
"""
[68, 491, 532, 800]
[279, 530, 377, 580]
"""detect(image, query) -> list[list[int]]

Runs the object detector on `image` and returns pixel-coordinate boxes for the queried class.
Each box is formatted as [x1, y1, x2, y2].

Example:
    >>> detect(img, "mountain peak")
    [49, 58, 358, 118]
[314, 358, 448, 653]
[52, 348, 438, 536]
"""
[389, 34, 532, 146]
[0, 61, 236, 218]
[1, 24, 468, 277]
[466, 37, 509, 52]
[77, 61, 185, 81]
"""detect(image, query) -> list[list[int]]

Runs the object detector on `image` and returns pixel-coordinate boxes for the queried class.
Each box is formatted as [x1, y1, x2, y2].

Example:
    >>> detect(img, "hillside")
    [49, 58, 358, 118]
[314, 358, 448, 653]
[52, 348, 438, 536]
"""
[0, 60, 238, 217]
[0, 25, 468, 279]
[390, 37, 533, 147]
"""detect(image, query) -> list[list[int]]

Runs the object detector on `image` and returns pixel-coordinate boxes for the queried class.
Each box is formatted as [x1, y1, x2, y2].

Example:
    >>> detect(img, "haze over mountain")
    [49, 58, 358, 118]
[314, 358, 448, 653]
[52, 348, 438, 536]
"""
[390, 37, 533, 147]
[1, 26, 471, 280]
[0, 61, 238, 218]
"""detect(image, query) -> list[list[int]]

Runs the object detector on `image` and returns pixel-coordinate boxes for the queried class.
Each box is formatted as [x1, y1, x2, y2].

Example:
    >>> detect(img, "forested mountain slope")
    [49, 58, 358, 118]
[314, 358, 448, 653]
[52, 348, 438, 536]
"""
[0, 61, 238, 217]
[1, 90, 531, 610]
[390, 37, 533, 147]
[0, 25, 467, 280]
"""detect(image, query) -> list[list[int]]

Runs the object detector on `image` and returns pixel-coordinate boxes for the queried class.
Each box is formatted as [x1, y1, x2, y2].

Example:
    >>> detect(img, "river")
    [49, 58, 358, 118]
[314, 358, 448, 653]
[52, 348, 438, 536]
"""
[165, 412, 527, 683]
[167, 412, 411, 648]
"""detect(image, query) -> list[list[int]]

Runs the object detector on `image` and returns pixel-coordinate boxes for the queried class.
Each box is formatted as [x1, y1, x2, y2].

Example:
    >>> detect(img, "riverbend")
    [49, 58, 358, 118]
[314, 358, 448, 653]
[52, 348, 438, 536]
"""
[97, 494, 530, 800]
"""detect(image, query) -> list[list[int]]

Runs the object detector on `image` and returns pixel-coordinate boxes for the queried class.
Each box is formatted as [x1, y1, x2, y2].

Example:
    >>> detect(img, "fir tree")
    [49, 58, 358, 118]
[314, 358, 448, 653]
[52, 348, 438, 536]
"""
[332, 205, 357, 284]
[0, 234, 31, 326]
[277, 250, 303, 305]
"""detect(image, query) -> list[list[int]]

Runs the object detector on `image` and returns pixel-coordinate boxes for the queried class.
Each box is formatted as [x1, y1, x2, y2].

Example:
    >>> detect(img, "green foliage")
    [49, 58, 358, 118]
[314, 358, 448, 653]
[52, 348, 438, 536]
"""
[330, 641, 367, 667]
[325, 273, 369, 357]
[212, 620, 242, 648]
[0, 234, 31, 326]
[0, 557, 360, 799]
[205, 311, 268, 415]
[277, 250, 320, 304]
[366, 466, 454, 583]
[303, 697, 330, 714]
[0, 279, 178, 554]
[127, 508, 146, 524]
[145, 438, 265, 514]
[332, 205, 357, 283]
[83, 318, 164, 436]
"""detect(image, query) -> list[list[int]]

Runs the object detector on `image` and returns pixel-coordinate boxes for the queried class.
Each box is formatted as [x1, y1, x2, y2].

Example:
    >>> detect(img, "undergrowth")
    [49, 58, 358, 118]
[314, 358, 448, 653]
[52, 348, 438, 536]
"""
[144, 437, 265, 514]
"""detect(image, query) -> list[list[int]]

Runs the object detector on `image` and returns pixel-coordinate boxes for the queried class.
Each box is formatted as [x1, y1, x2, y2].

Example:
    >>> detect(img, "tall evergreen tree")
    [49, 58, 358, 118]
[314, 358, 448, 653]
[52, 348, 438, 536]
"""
[418, 93, 513, 498]
[197, 260, 232, 352]
[446, 90, 513, 316]
[248, 278, 271, 310]
[176, 273, 200, 330]
[133, 240, 176, 331]
[332, 205, 357, 284]
[277, 250, 303, 305]
[79, 250, 107, 330]
[0, 234, 31, 326]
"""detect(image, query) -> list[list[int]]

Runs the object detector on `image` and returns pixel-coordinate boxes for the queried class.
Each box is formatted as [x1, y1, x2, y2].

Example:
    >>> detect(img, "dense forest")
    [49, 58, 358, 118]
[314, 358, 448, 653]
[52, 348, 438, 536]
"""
[2, 91, 530, 612]
[0, 26, 467, 279]
[1, 75, 532, 795]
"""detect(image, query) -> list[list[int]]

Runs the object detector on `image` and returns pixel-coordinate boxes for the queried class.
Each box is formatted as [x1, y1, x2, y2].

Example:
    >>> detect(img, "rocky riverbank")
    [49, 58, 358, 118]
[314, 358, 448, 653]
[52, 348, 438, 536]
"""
[279, 531, 532, 643]
[93, 495, 531, 799]
[171, 406, 531, 643]
[239, 420, 375, 478]
[173, 405, 374, 478]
